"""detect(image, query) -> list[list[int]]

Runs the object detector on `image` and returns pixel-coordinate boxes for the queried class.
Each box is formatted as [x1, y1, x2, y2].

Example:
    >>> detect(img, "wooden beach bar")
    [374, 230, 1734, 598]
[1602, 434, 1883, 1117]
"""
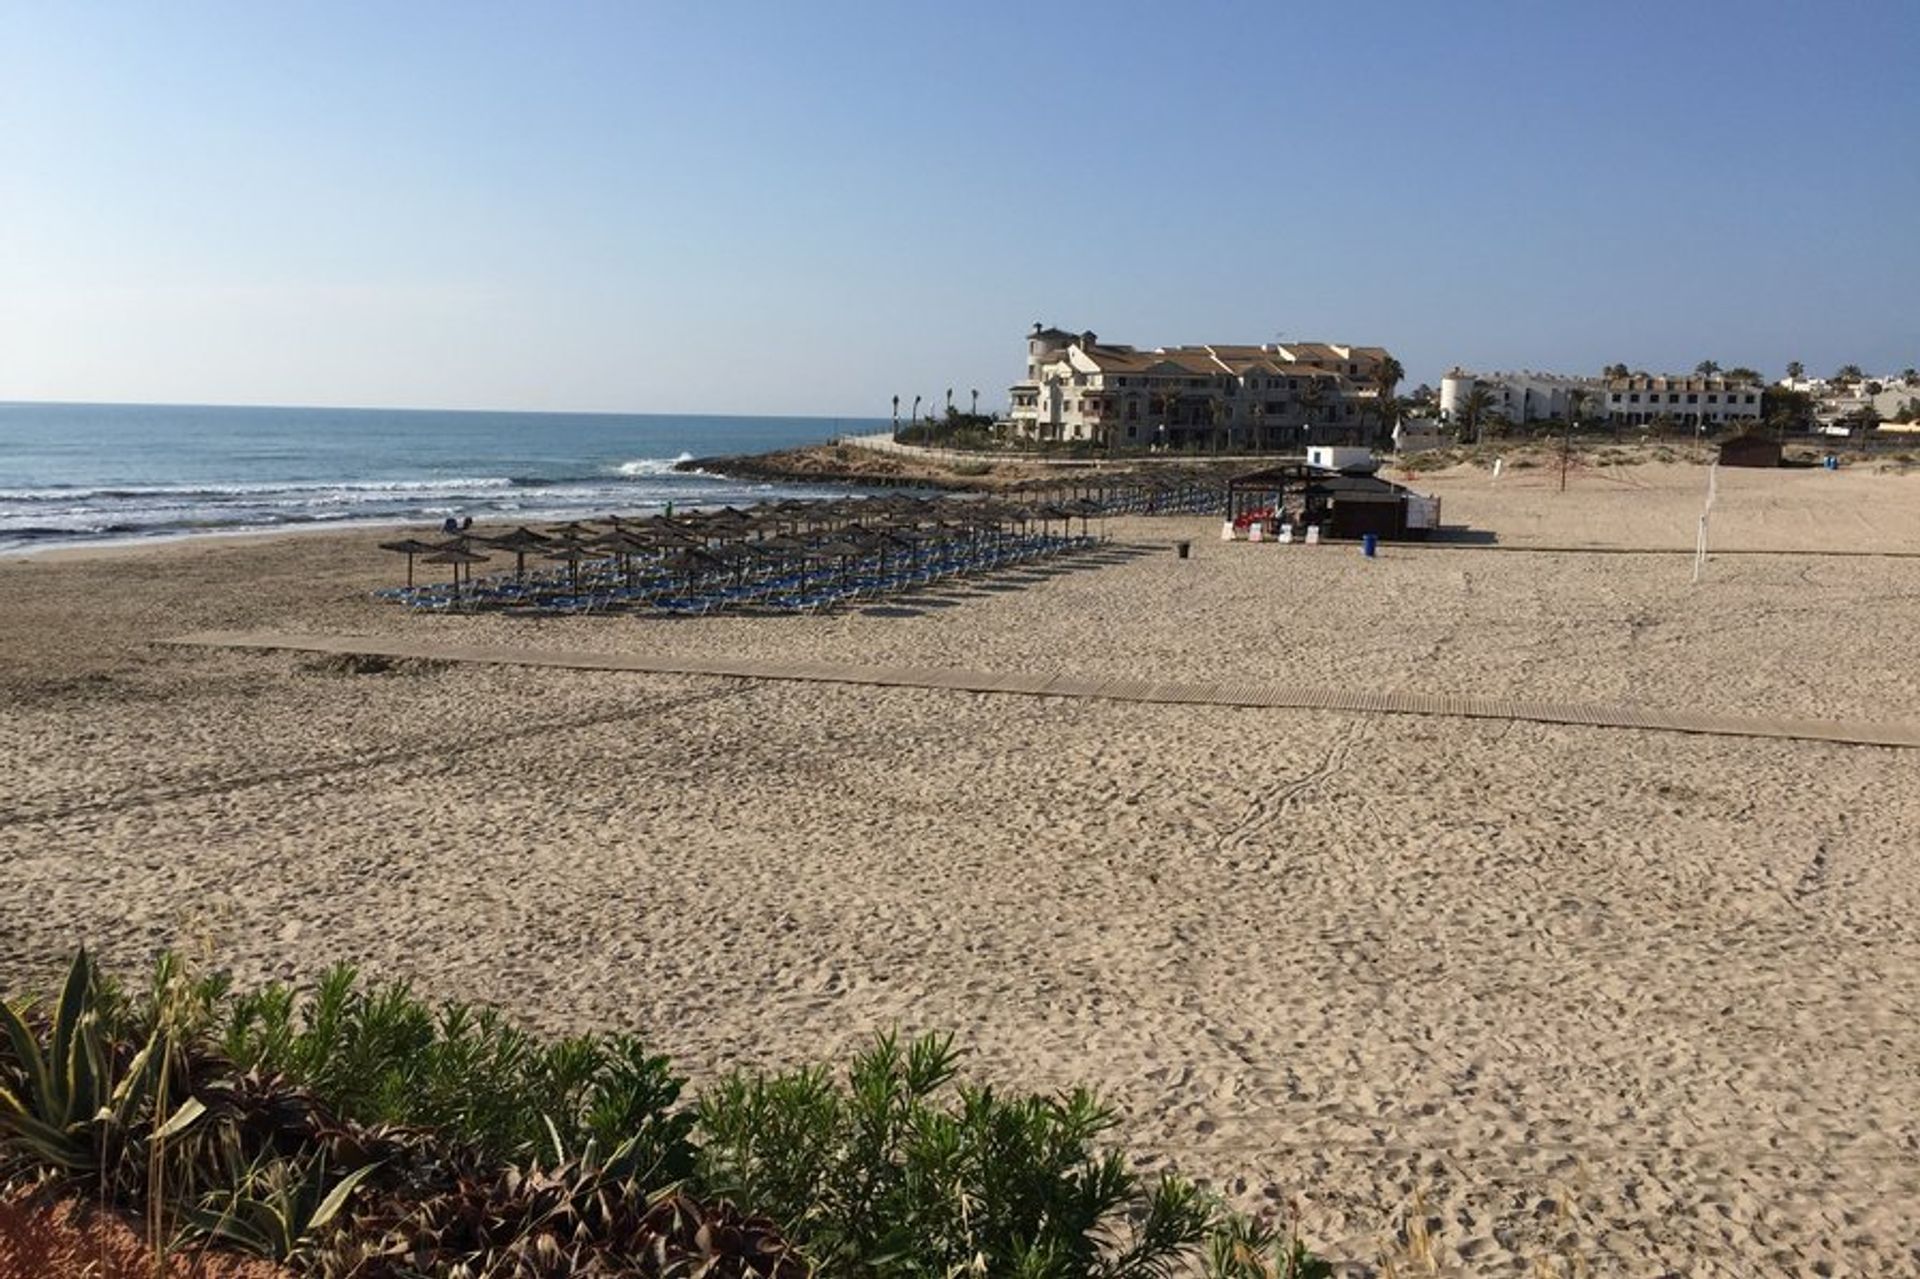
[1224, 460, 1440, 541]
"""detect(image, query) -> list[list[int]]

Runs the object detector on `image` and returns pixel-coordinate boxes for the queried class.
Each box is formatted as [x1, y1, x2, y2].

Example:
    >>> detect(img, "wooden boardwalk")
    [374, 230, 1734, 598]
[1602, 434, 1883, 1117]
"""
[165, 630, 1920, 751]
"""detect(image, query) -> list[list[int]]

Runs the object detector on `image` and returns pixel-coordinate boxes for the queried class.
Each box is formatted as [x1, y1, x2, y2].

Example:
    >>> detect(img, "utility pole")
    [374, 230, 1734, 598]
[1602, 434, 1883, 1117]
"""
[1561, 390, 1585, 493]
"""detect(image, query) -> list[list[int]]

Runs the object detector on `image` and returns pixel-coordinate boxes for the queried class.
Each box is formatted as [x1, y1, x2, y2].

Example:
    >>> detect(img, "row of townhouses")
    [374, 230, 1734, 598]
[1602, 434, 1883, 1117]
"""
[1008, 325, 1396, 450]
[1439, 369, 1765, 430]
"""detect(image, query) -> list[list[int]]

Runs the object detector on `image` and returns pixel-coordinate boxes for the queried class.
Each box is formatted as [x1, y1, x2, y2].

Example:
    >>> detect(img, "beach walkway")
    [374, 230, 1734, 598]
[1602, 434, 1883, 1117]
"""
[166, 630, 1920, 751]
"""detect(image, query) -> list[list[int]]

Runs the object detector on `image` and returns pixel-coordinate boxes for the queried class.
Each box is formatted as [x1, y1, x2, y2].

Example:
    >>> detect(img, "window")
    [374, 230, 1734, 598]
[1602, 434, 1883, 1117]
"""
[1265, 401, 1284, 414]
[1687, 394, 1698, 404]
[1746, 395, 1756, 404]
[1707, 394, 1718, 403]
[1630, 394, 1640, 403]
[1668, 394, 1680, 403]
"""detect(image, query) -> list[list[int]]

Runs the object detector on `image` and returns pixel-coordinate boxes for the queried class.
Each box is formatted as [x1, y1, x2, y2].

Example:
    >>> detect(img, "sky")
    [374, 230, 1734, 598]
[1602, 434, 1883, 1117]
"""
[2, 1, 1917, 416]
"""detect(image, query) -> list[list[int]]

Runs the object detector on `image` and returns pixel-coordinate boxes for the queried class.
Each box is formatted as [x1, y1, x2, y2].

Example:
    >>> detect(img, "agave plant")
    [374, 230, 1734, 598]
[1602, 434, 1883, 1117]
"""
[182, 1148, 377, 1263]
[0, 950, 202, 1193]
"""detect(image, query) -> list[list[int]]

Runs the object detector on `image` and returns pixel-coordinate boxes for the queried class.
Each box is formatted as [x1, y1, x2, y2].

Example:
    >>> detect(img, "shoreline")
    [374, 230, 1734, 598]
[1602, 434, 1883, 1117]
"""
[1, 517, 459, 565]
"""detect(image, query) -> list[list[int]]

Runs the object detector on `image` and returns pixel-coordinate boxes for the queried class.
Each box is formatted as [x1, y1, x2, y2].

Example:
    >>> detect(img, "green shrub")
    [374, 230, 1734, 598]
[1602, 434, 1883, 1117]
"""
[221, 963, 695, 1181]
[1204, 1212, 1333, 1279]
[697, 1030, 1214, 1277]
[0, 950, 197, 1197]
[7, 955, 1335, 1278]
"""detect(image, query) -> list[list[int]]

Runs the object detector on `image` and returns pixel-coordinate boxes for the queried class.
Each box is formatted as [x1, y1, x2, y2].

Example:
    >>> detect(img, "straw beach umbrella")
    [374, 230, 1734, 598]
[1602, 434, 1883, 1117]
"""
[486, 527, 555, 579]
[808, 538, 866, 583]
[593, 528, 657, 586]
[423, 546, 489, 598]
[378, 537, 439, 588]
[543, 544, 598, 593]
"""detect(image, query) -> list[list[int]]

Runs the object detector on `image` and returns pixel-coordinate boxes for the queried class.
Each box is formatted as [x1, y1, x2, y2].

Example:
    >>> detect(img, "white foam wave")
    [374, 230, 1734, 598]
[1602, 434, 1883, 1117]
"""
[0, 477, 518, 502]
[615, 453, 695, 477]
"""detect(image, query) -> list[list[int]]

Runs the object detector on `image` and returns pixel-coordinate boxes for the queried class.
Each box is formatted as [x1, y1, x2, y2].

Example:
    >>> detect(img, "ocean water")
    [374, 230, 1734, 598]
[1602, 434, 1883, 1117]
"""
[0, 402, 883, 553]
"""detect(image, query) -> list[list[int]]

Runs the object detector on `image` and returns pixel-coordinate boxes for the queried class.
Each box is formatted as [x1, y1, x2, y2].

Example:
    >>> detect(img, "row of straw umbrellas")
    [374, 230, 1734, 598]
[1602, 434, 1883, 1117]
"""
[378, 495, 1109, 596]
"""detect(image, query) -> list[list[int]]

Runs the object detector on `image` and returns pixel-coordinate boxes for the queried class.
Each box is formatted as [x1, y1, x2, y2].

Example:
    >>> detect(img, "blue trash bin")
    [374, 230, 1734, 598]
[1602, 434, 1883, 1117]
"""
[1362, 533, 1378, 558]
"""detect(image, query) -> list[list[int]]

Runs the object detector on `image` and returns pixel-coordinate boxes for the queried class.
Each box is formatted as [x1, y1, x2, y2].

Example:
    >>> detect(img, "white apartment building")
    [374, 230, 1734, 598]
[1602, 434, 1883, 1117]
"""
[1438, 369, 1604, 425]
[1008, 324, 1397, 451]
[1604, 374, 1763, 428]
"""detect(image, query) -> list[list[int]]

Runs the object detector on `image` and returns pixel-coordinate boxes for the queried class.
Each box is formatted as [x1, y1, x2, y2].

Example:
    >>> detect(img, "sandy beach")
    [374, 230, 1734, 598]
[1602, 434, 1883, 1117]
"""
[3, 459, 1918, 1275]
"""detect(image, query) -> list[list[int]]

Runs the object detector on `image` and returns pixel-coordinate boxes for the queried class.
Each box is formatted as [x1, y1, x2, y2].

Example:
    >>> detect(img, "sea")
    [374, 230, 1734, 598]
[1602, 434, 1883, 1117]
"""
[0, 402, 884, 554]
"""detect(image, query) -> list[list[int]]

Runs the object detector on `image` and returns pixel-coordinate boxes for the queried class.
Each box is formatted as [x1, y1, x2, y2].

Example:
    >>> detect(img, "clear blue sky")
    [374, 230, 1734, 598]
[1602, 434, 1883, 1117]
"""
[3, 1, 1916, 415]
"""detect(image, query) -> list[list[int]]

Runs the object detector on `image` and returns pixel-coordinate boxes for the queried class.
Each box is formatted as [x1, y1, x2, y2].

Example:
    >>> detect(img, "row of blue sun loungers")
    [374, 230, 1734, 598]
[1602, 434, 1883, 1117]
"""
[1095, 487, 1220, 516]
[381, 532, 1099, 617]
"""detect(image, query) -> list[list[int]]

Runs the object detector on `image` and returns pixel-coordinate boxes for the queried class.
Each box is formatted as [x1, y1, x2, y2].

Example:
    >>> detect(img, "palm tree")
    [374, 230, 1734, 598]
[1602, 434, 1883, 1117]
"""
[1785, 360, 1805, 381]
[1834, 363, 1864, 385]
[1695, 360, 1721, 377]
[911, 393, 922, 424]
[1456, 385, 1499, 443]
[891, 394, 900, 431]
[970, 388, 979, 418]
[1373, 356, 1404, 402]
[945, 388, 954, 418]
[1603, 362, 1630, 379]
[1369, 356, 1404, 445]
[1296, 378, 1327, 440]
[1154, 384, 1183, 447]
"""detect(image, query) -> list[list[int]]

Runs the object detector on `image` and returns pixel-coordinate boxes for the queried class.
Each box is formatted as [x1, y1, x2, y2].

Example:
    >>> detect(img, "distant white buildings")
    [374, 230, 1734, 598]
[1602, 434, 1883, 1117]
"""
[1787, 374, 1920, 427]
[1008, 324, 1398, 450]
[1602, 374, 1763, 429]
[1437, 367, 1765, 431]
[1438, 370, 1602, 425]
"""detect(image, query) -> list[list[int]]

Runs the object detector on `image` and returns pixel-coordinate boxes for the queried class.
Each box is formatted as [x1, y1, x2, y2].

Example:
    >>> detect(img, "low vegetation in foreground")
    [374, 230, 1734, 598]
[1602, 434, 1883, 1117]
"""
[0, 951, 1330, 1278]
